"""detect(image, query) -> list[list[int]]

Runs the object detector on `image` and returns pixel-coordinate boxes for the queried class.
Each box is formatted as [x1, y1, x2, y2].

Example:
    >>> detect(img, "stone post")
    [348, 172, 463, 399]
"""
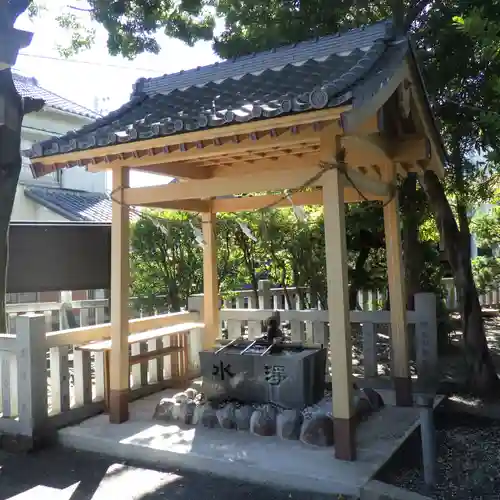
[15, 313, 49, 448]
[258, 279, 271, 309]
[414, 293, 438, 385]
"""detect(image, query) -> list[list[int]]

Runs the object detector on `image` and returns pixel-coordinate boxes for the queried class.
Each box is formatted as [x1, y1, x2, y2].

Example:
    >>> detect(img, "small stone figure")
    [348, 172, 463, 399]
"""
[266, 315, 283, 344]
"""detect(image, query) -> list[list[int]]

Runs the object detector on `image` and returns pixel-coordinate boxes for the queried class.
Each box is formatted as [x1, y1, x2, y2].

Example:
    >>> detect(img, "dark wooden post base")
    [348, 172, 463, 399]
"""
[394, 376, 413, 407]
[333, 417, 356, 461]
[109, 389, 129, 423]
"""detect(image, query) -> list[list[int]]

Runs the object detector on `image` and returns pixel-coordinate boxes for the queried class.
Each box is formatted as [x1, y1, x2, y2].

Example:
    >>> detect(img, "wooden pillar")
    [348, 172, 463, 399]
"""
[384, 193, 412, 406]
[109, 167, 130, 423]
[321, 130, 356, 461]
[202, 208, 219, 350]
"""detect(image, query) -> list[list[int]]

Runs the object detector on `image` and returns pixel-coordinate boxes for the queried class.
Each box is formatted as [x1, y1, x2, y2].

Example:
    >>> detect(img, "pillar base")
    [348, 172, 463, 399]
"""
[109, 389, 129, 423]
[333, 417, 356, 461]
[394, 376, 413, 407]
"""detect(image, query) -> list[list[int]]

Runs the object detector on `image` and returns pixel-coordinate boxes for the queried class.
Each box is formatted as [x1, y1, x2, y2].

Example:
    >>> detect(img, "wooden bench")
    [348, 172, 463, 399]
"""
[77, 322, 204, 409]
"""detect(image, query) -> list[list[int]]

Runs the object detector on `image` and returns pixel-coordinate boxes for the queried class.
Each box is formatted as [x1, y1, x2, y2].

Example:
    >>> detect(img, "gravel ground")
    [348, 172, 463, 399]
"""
[385, 412, 500, 500]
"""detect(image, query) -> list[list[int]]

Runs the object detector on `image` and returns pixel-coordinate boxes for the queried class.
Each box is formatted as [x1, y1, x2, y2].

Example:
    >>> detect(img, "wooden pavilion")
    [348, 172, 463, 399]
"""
[26, 20, 445, 461]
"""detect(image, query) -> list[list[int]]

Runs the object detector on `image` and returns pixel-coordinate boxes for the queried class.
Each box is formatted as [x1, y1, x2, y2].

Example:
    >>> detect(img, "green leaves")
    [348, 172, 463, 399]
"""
[129, 204, 414, 311]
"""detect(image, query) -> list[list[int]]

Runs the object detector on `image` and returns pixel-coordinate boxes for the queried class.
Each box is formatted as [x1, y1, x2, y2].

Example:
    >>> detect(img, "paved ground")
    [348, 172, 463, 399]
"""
[0, 447, 342, 500]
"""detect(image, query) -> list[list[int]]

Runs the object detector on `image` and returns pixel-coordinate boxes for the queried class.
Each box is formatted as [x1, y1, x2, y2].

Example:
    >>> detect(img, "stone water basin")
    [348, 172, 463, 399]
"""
[199, 339, 327, 409]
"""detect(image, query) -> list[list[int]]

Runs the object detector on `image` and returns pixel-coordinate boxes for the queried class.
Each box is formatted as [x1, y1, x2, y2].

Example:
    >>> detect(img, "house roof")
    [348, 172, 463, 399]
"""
[27, 20, 412, 163]
[14, 73, 101, 120]
[24, 186, 112, 223]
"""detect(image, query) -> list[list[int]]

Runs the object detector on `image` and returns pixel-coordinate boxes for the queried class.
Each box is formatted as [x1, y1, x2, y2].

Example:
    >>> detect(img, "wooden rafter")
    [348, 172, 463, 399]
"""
[94, 125, 327, 171]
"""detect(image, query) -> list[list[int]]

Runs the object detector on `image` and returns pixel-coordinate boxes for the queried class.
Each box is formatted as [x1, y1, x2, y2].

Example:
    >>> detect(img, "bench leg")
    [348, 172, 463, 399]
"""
[104, 351, 111, 411]
[181, 333, 189, 379]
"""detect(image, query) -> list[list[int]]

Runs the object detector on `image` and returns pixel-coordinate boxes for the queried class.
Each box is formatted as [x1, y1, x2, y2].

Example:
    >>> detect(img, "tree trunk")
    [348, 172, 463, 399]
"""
[420, 169, 499, 394]
[401, 174, 423, 310]
[0, 68, 23, 333]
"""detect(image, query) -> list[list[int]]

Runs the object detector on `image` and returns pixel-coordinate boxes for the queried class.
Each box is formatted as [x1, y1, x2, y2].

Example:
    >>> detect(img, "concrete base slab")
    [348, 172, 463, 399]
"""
[58, 388, 423, 497]
[361, 480, 434, 500]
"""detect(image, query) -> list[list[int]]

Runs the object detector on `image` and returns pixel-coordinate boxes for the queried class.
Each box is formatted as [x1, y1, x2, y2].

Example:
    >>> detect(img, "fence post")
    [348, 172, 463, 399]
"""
[16, 313, 49, 446]
[95, 289, 108, 324]
[59, 291, 73, 329]
[414, 293, 438, 381]
[258, 280, 271, 309]
[362, 322, 378, 378]
[187, 295, 204, 374]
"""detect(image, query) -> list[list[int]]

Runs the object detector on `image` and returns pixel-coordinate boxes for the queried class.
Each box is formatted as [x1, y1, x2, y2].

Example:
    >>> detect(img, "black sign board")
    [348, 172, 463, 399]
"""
[6, 222, 111, 293]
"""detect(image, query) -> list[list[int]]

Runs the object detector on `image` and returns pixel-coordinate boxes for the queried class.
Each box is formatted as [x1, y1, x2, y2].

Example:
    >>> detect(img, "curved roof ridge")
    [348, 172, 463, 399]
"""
[133, 20, 394, 97]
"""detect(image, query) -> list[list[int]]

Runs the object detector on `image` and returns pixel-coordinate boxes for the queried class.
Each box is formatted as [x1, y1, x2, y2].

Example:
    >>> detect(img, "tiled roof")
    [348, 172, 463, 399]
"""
[27, 20, 409, 162]
[24, 186, 112, 223]
[14, 74, 101, 120]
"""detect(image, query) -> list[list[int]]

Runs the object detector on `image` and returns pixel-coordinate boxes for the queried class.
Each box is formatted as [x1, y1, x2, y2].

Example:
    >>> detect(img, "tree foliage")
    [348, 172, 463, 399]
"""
[130, 205, 443, 314]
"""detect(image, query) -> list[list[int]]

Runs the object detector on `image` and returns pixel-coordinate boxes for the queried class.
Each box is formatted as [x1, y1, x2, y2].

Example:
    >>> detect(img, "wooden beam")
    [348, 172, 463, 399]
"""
[213, 153, 320, 178]
[123, 164, 326, 206]
[123, 161, 393, 207]
[133, 163, 212, 179]
[211, 187, 385, 212]
[405, 60, 446, 178]
[320, 125, 356, 461]
[343, 134, 430, 167]
[151, 200, 210, 212]
[89, 161, 214, 179]
[32, 107, 348, 167]
[202, 208, 219, 350]
[109, 166, 130, 424]
[383, 186, 412, 406]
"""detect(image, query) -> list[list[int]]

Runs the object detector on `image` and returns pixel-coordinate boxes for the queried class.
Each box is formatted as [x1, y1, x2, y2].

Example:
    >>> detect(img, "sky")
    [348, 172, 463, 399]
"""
[13, 2, 221, 187]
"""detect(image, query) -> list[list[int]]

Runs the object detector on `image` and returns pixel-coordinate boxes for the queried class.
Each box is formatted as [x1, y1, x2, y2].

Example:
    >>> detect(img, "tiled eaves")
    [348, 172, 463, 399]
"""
[27, 39, 389, 164]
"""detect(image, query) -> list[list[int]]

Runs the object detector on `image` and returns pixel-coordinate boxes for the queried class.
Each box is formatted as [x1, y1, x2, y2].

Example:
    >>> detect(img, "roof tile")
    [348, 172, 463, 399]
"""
[23, 186, 112, 223]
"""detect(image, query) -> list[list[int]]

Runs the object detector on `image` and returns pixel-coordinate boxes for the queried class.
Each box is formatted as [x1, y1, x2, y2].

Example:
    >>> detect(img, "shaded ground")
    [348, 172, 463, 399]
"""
[382, 312, 500, 499]
[0, 446, 346, 500]
[383, 411, 500, 500]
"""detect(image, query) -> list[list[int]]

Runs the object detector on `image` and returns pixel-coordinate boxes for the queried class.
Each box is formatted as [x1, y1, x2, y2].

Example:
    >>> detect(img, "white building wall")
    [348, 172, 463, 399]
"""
[61, 166, 107, 194]
[13, 104, 105, 222]
[10, 185, 67, 222]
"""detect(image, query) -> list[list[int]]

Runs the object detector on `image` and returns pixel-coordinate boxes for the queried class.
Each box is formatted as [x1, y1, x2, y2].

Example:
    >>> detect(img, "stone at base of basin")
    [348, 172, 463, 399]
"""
[153, 385, 386, 451]
[360, 480, 433, 500]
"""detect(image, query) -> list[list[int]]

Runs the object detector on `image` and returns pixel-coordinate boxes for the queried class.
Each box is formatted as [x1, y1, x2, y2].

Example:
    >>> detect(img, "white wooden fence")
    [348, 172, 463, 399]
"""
[0, 311, 203, 446]
[442, 277, 500, 311]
